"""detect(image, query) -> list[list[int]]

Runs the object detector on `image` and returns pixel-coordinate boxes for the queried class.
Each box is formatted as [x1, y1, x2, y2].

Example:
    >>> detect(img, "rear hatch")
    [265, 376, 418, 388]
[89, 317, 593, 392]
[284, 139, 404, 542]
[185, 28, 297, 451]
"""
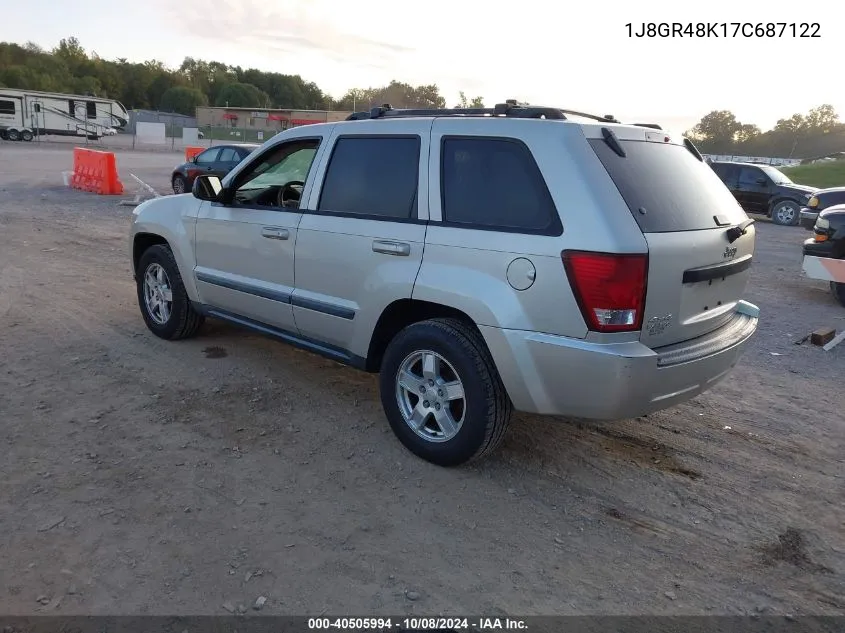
[588, 127, 754, 348]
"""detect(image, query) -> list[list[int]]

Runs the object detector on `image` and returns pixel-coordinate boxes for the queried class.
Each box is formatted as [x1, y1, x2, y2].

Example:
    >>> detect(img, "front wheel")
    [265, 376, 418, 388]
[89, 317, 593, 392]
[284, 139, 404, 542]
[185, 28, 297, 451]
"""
[771, 200, 800, 226]
[831, 282, 845, 308]
[379, 318, 512, 467]
[172, 175, 187, 195]
[21, 130, 33, 142]
[136, 244, 204, 340]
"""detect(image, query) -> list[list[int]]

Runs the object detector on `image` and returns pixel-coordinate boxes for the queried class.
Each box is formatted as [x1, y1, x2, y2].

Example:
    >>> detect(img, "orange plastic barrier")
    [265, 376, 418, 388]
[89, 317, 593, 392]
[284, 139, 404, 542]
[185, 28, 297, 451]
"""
[70, 148, 124, 195]
[185, 146, 204, 161]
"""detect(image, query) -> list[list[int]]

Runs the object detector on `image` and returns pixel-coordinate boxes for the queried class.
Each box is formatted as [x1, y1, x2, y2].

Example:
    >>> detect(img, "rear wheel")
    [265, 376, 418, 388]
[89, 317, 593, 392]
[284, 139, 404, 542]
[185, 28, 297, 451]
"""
[830, 282, 845, 308]
[21, 130, 33, 142]
[172, 175, 187, 194]
[136, 244, 204, 340]
[771, 200, 800, 226]
[7, 129, 20, 142]
[379, 318, 512, 467]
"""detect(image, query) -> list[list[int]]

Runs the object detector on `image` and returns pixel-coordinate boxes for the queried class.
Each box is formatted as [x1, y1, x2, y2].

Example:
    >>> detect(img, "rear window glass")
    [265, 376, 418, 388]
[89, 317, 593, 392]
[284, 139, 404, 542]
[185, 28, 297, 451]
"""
[589, 139, 747, 233]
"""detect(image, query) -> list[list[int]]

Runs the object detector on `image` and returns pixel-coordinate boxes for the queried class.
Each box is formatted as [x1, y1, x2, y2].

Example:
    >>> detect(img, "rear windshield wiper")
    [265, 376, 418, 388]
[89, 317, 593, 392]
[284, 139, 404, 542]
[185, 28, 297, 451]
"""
[684, 138, 704, 162]
[601, 127, 626, 157]
[726, 218, 755, 243]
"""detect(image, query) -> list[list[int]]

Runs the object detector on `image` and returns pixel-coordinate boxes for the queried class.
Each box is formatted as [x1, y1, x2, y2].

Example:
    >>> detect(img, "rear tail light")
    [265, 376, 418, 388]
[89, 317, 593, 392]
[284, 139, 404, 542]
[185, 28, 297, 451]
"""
[562, 251, 648, 333]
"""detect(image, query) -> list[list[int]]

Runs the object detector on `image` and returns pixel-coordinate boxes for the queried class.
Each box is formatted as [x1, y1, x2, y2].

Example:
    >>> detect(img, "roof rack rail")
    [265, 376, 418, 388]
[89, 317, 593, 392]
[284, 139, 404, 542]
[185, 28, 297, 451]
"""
[344, 99, 567, 121]
[630, 122, 663, 130]
[342, 100, 659, 129]
[558, 109, 619, 123]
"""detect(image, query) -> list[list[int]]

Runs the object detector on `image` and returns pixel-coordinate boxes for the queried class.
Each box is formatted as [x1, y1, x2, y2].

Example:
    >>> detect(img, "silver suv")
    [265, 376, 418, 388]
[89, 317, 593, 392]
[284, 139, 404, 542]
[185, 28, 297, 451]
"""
[130, 101, 759, 467]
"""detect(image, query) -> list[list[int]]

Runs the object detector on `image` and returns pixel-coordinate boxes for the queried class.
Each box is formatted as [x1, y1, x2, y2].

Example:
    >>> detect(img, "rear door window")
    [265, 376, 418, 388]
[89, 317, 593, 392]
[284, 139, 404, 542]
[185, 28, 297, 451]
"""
[589, 138, 747, 233]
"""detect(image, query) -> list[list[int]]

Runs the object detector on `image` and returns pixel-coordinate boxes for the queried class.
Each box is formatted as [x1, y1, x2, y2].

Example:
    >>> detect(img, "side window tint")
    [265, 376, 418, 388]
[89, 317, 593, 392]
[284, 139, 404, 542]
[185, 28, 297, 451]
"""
[739, 167, 763, 184]
[724, 165, 740, 182]
[233, 139, 320, 209]
[318, 137, 420, 219]
[218, 148, 239, 163]
[441, 137, 559, 233]
[195, 148, 220, 165]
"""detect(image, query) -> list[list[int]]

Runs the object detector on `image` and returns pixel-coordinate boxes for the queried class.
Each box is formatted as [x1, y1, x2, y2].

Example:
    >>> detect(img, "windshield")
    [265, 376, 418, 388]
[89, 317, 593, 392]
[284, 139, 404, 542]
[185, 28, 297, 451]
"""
[759, 165, 793, 184]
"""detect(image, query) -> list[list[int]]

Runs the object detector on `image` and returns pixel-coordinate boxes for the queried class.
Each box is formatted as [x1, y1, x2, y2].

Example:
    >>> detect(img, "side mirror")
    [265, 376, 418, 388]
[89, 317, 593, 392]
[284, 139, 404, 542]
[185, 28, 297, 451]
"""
[756, 178, 767, 185]
[193, 174, 224, 201]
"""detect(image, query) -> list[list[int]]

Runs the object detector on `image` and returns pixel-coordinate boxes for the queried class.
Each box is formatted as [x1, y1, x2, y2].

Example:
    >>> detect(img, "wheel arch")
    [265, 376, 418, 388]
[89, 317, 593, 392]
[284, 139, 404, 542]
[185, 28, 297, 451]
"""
[365, 299, 484, 373]
[131, 227, 201, 303]
[133, 232, 170, 278]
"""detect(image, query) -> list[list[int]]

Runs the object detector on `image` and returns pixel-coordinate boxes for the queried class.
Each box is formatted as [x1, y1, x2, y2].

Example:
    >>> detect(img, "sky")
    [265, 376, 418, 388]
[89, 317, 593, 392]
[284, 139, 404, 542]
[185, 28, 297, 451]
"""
[0, 0, 842, 136]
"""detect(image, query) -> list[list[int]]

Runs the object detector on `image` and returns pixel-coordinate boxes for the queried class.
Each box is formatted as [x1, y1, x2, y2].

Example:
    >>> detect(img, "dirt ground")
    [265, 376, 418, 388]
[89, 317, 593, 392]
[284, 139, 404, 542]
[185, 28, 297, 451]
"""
[0, 142, 843, 617]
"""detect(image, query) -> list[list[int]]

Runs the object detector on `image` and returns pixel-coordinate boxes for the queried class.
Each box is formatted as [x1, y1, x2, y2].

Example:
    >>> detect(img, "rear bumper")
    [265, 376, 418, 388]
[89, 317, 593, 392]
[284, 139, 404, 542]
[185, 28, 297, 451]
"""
[800, 208, 819, 230]
[802, 237, 835, 258]
[481, 306, 758, 420]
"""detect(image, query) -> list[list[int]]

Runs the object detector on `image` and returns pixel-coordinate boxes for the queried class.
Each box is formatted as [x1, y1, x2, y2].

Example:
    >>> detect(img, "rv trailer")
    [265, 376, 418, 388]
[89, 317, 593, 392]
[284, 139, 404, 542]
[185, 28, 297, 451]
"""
[0, 89, 129, 141]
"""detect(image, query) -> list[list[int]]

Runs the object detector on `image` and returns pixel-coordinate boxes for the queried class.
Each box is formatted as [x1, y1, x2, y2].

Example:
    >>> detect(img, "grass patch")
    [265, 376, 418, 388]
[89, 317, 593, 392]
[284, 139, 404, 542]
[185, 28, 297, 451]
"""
[782, 160, 845, 189]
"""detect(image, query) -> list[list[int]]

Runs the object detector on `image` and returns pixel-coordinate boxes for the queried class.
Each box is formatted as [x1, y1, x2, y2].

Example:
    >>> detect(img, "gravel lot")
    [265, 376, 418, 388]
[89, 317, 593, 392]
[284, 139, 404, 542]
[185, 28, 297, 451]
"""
[0, 142, 843, 617]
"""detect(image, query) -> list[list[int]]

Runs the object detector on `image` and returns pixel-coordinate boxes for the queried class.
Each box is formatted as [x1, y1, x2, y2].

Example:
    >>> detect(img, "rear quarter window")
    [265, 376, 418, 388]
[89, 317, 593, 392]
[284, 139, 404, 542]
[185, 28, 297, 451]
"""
[440, 137, 561, 235]
[589, 139, 747, 233]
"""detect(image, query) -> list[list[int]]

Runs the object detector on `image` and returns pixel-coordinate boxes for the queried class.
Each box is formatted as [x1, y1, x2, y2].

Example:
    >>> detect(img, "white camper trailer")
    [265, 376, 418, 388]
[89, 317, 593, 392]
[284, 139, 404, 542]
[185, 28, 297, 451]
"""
[0, 89, 129, 141]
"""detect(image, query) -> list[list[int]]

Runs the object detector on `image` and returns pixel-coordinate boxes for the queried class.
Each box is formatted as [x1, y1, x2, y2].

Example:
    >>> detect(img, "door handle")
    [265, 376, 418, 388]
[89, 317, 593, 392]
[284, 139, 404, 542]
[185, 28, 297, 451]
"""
[261, 227, 289, 240]
[372, 240, 411, 256]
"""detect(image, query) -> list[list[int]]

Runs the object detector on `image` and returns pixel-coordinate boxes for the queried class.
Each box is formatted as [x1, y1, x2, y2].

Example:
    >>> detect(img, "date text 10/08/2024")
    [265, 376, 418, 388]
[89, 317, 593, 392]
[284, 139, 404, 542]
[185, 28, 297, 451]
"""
[625, 22, 821, 38]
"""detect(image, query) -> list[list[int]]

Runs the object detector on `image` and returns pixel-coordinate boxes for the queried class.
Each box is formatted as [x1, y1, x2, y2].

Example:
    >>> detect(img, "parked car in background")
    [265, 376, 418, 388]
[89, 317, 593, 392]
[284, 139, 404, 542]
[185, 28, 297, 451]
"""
[802, 204, 845, 307]
[710, 161, 817, 226]
[171, 144, 258, 194]
[800, 186, 845, 230]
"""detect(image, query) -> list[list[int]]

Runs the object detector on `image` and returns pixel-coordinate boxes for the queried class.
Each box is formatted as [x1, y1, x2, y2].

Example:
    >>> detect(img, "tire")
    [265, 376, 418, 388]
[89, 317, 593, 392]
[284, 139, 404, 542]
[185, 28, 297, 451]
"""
[172, 175, 187, 195]
[136, 244, 204, 340]
[771, 199, 800, 226]
[830, 282, 845, 308]
[7, 129, 20, 142]
[379, 318, 512, 467]
[21, 130, 33, 142]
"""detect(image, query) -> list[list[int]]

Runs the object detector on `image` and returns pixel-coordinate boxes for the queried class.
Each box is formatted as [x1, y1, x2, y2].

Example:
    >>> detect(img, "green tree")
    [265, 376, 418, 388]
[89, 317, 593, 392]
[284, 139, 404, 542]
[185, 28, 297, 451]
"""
[688, 110, 742, 149]
[734, 123, 761, 144]
[804, 105, 839, 133]
[160, 86, 208, 115]
[214, 82, 268, 108]
[455, 91, 485, 108]
[52, 37, 87, 72]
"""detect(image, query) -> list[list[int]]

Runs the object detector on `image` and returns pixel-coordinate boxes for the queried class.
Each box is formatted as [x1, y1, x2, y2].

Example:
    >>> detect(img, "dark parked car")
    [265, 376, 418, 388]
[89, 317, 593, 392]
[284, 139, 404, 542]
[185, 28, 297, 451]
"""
[171, 144, 258, 194]
[802, 204, 845, 306]
[710, 161, 817, 226]
[799, 186, 845, 230]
